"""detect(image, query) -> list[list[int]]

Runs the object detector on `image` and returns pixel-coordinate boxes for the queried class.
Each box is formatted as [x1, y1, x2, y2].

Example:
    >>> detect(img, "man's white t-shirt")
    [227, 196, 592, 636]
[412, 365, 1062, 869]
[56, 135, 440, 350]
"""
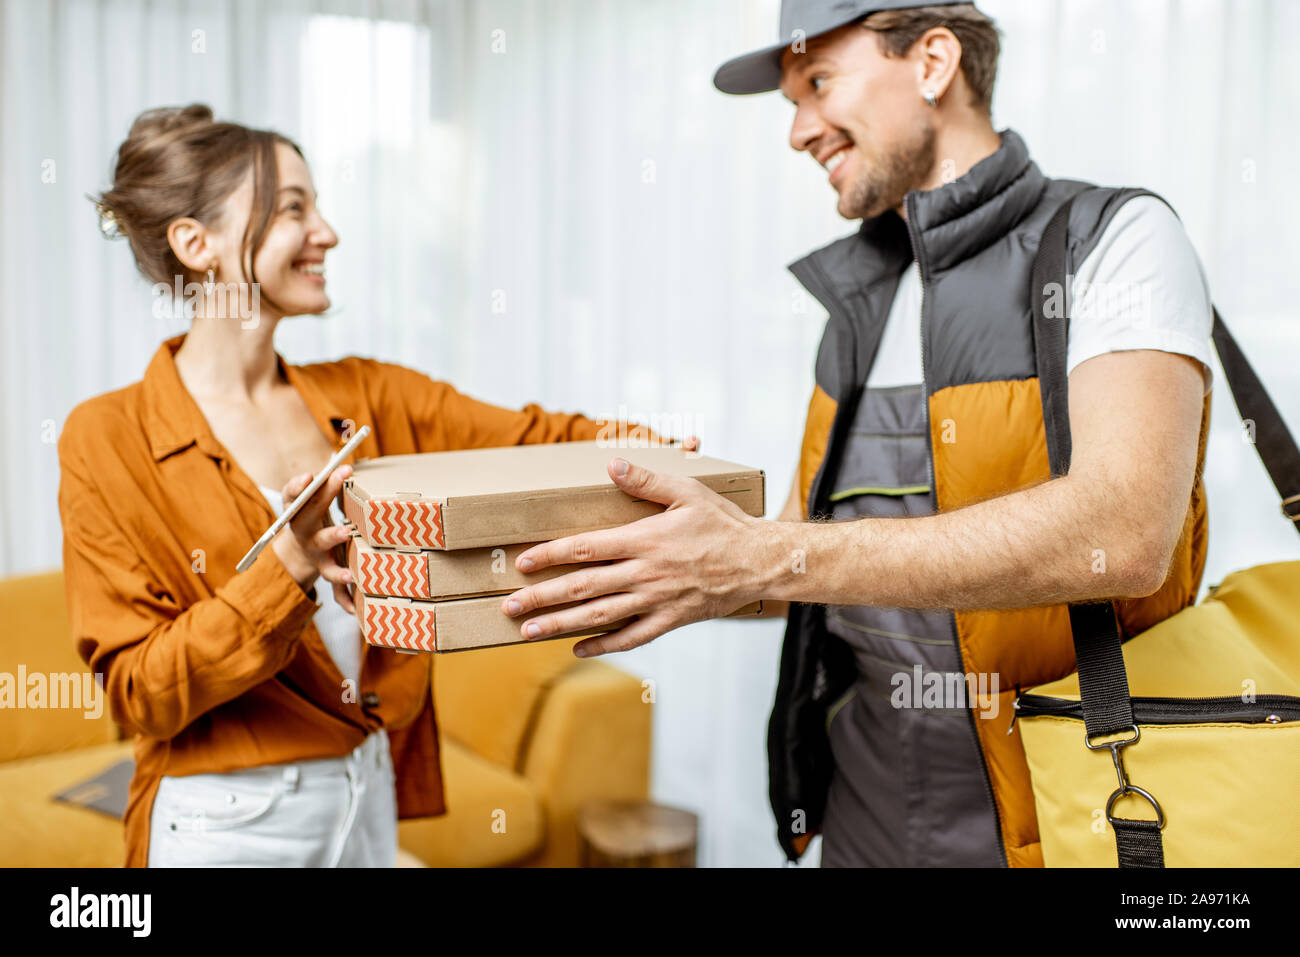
[864, 197, 1215, 393]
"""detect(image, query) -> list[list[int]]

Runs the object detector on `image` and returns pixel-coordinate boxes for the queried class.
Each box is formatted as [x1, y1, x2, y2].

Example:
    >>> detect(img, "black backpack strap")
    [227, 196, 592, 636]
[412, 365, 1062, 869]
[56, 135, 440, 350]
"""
[1030, 196, 1078, 479]
[1030, 186, 1300, 868]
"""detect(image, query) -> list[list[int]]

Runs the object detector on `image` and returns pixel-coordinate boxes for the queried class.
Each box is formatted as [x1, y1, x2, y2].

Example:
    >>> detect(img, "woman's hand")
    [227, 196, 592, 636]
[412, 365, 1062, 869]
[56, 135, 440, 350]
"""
[270, 464, 357, 613]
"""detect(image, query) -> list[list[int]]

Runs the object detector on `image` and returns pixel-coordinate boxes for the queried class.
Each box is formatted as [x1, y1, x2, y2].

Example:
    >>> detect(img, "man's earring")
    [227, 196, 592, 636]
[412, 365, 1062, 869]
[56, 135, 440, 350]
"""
[923, 89, 938, 108]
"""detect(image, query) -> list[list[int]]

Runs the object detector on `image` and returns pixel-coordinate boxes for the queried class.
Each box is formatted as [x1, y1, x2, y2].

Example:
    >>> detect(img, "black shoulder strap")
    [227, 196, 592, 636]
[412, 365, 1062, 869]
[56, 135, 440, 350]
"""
[1030, 187, 1300, 869]
[1029, 197, 1077, 478]
[1211, 316, 1300, 519]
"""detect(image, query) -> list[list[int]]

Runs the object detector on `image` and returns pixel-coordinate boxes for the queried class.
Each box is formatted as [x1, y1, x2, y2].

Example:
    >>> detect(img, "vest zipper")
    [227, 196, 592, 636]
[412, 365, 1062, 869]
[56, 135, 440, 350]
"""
[782, 255, 862, 862]
[904, 193, 1009, 867]
[905, 193, 937, 498]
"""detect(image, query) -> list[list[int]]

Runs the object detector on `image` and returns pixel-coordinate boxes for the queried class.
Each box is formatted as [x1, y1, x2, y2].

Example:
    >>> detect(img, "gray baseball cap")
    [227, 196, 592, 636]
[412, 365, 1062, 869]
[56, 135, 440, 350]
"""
[714, 0, 968, 95]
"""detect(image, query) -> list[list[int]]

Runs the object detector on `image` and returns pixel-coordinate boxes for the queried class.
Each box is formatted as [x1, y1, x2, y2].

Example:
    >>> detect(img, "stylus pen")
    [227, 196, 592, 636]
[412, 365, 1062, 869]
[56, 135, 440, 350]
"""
[235, 425, 372, 573]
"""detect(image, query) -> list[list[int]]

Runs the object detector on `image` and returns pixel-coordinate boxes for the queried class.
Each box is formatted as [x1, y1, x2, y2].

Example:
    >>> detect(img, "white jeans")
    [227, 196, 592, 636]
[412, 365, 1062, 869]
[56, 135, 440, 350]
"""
[147, 729, 396, 867]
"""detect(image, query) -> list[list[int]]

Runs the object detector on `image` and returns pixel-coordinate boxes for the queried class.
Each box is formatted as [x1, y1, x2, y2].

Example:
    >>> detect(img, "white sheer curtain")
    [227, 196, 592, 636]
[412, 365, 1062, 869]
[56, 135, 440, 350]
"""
[3, 0, 1297, 866]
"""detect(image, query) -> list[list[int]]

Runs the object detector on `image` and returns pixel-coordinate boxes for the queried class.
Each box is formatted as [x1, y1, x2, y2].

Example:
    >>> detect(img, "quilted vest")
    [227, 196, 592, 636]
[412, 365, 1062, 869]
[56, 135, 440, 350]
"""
[770, 129, 1211, 867]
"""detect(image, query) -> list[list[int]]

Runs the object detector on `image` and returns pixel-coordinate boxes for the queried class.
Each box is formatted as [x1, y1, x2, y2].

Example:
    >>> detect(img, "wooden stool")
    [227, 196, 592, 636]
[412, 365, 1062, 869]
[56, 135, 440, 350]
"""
[577, 801, 698, 867]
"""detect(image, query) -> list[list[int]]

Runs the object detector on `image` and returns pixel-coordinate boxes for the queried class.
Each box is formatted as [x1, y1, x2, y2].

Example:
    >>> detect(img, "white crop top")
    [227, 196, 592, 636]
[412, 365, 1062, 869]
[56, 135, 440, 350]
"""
[258, 485, 362, 688]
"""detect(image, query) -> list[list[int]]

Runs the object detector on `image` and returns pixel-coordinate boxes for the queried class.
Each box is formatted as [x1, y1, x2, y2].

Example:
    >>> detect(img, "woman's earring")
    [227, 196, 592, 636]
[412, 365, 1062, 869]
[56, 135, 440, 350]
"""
[923, 90, 938, 108]
[204, 263, 217, 295]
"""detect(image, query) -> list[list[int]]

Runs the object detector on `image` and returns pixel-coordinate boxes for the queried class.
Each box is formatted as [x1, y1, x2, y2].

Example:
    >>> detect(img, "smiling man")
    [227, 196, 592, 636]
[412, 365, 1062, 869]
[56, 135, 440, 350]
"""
[502, 1, 1216, 868]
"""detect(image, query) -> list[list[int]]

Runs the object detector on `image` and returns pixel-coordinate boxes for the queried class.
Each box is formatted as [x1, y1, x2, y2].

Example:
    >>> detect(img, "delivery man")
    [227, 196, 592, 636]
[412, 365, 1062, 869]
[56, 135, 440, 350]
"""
[501, 1, 1217, 867]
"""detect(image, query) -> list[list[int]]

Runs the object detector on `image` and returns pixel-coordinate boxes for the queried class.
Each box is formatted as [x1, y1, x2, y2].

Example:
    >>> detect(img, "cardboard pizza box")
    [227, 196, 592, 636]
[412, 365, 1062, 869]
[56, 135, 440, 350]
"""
[344, 524, 595, 601]
[342, 442, 765, 550]
[356, 589, 764, 654]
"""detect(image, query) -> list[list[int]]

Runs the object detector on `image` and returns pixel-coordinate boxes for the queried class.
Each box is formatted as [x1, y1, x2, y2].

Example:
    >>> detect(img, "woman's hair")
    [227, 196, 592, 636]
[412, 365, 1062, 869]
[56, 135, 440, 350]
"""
[94, 104, 304, 289]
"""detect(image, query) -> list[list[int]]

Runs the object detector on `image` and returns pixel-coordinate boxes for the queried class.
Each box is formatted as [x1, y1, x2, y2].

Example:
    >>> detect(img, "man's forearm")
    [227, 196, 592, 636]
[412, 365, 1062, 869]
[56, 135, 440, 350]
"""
[751, 474, 1175, 611]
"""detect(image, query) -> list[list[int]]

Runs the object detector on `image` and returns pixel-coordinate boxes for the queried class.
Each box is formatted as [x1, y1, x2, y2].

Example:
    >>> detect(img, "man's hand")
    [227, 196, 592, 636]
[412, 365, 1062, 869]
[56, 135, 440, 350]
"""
[500, 456, 764, 657]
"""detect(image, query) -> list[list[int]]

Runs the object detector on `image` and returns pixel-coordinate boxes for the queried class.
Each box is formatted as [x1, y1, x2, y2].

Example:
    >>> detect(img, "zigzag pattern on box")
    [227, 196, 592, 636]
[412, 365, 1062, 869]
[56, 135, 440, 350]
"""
[362, 600, 436, 652]
[357, 550, 430, 599]
[366, 499, 444, 549]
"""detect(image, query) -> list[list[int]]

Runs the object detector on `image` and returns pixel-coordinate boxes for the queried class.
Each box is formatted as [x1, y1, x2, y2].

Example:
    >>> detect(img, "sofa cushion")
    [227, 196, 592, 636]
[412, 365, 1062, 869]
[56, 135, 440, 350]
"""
[397, 738, 543, 867]
[0, 739, 133, 866]
[0, 570, 121, 762]
[432, 638, 580, 769]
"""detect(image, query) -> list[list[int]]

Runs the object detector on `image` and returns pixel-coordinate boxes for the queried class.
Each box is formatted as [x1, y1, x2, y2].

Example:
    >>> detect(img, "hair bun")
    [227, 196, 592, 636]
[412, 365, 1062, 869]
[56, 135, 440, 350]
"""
[93, 106, 216, 247]
[126, 104, 214, 142]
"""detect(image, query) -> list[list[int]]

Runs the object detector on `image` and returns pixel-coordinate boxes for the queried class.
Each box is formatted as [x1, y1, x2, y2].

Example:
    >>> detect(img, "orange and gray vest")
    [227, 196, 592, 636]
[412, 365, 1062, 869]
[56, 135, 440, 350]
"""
[771, 130, 1211, 867]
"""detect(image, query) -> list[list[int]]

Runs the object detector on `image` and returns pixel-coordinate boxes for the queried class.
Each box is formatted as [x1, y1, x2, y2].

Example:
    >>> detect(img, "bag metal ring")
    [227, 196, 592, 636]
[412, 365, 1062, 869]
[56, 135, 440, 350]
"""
[1085, 723, 1140, 751]
[1106, 785, 1165, 830]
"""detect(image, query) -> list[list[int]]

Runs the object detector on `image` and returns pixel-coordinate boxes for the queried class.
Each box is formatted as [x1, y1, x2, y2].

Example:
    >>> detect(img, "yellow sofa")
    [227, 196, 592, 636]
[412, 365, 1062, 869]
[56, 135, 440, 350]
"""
[0, 570, 650, 867]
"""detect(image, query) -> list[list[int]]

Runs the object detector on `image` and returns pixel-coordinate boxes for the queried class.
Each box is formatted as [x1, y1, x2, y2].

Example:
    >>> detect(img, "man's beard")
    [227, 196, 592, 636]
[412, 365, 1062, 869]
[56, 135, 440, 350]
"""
[840, 123, 937, 220]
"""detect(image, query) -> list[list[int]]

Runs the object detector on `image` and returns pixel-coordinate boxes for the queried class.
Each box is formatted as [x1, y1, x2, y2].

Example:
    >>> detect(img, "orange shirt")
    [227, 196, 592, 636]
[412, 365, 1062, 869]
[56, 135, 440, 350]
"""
[58, 333, 604, 867]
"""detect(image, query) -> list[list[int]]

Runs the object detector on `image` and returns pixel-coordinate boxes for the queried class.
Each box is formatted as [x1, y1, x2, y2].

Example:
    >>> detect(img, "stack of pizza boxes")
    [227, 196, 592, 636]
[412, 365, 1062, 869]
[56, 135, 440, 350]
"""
[340, 441, 766, 653]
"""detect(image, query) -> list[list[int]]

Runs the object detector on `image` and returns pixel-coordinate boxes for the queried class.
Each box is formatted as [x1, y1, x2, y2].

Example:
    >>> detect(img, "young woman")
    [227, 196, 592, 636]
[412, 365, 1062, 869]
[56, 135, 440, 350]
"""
[60, 104, 653, 867]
